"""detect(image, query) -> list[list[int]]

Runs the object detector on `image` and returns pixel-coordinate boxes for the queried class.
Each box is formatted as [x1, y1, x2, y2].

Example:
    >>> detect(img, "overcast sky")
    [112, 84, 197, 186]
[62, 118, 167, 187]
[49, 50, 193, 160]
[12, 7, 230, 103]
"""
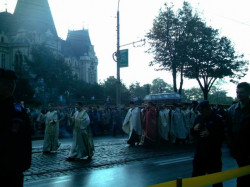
[1, 0, 250, 98]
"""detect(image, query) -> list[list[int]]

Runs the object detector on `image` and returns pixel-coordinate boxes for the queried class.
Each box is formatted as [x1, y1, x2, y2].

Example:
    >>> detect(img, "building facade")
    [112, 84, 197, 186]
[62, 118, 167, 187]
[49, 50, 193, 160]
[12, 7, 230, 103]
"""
[0, 0, 98, 84]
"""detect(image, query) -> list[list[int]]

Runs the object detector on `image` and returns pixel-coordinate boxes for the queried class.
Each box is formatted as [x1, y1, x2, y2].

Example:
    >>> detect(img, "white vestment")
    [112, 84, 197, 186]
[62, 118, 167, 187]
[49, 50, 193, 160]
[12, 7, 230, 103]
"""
[43, 110, 59, 152]
[182, 108, 191, 133]
[68, 109, 94, 159]
[158, 108, 170, 141]
[122, 107, 142, 138]
[170, 108, 188, 141]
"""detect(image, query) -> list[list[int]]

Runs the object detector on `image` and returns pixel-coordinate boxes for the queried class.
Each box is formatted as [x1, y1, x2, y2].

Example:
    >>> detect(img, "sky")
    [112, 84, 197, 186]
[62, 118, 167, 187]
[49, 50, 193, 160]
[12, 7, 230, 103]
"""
[1, 0, 250, 98]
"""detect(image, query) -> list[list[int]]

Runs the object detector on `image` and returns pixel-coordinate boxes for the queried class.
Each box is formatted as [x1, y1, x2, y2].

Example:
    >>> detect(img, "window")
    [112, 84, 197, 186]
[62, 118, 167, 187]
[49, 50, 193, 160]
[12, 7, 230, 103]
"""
[1, 37, 4, 43]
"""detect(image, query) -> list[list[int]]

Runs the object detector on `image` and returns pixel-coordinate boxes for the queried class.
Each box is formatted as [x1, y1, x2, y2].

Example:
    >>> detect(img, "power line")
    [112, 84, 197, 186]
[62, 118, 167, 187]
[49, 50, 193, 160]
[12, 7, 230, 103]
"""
[211, 13, 250, 27]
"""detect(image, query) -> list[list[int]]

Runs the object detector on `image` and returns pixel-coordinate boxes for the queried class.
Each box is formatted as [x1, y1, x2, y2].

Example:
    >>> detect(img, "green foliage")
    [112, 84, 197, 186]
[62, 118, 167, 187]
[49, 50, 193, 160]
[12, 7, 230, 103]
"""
[70, 80, 103, 102]
[181, 87, 203, 102]
[100, 76, 131, 105]
[150, 78, 173, 94]
[14, 78, 36, 104]
[13, 56, 35, 104]
[27, 45, 75, 94]
[184, 17, 248, 99]
[147, 2, 248, 100]
[208, 89, 234, 105]
[181, 86, 233, 105]
[146, 2, 194, 94]
[121, 85, 131, 104]
[129, 78, 173, 102]
[129, 82, 150, 101]
[101, 76, 117, 102]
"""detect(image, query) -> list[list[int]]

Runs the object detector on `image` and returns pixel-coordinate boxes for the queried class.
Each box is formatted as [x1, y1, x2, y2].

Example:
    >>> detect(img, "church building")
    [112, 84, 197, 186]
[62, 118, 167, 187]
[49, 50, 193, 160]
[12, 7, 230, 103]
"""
[0, 0, 98, 84]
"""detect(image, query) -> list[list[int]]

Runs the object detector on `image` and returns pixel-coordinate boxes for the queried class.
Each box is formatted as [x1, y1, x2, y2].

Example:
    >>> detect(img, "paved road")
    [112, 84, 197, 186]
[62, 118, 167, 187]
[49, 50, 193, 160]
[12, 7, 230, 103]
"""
[24, 136, 195, 183]
[24, 138, 238, 187]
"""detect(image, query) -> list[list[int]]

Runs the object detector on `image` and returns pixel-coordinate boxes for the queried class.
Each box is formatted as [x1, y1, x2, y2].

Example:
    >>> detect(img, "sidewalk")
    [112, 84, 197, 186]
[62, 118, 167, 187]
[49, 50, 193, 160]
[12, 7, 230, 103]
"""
[25, 135, 195, 182]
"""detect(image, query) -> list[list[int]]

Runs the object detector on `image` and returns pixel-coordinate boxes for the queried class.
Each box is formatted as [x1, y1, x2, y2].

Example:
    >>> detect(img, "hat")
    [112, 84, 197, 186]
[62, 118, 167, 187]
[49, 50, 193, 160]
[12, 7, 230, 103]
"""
[196, 100, 210, 111]
[0, 68, 18, 80]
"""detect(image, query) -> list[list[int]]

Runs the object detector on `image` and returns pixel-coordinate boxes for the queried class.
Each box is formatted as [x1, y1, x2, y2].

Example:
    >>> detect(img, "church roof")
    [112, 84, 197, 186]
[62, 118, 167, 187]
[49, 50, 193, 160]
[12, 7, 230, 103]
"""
[0, 11, 15, 34]
[64, 30, 92, 57]
[61, 40, 74, 57]
[13, 0, 57, 37]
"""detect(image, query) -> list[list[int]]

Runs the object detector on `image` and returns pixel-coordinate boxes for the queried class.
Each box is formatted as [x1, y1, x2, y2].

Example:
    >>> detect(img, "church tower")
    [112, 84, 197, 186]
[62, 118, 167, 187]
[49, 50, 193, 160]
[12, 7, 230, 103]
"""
[13, 0, 57, 37]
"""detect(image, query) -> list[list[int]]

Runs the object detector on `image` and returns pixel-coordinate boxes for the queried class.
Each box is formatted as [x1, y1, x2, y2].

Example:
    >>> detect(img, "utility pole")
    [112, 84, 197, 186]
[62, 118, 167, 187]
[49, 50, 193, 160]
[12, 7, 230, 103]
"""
[114, 0, 145, 107]
[116, 0, 121, 107]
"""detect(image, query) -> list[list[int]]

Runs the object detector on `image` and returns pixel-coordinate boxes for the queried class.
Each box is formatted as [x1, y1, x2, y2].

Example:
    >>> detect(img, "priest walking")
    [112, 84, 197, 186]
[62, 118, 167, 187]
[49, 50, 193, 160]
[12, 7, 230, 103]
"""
[67, 102, 94, 161]
[122, 101, 142, 146]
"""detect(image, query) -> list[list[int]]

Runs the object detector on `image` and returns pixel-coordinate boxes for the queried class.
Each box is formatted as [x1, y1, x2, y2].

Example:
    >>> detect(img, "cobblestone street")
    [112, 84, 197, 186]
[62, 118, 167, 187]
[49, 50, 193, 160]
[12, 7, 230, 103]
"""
[24, 137, 195, 183]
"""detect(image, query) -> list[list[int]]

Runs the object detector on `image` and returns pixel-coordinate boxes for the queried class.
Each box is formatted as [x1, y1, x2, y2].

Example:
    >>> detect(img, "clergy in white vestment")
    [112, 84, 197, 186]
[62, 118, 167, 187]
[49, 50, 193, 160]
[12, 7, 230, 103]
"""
[43, 103, 60, 153]
[67, 102, 94, 160]
[122, 101, 142, 146]
[181, 104, 192, 138]
[170, 103, 188, 144]
[158, 105, 170, 142]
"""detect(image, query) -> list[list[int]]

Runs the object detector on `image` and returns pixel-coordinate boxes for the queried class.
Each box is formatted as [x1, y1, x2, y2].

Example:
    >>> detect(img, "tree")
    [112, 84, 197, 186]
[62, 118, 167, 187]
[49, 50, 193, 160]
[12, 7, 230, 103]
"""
[146, 2, 193, 95]
[147, 2, 248, 100]
[70, 80, 103, 104]
[181, 85, 233, 105]
[101, 76, 117, 102]
[150, 78, 173, 94]
[208, 80, 234, 105]
[129, 82, 150, 101]
[182, 87, 203, 102]
[184, 18, 248, 99]
[101, 76, 130, 105]
[26, 44, 76, 103]
[120, 84, 131, 105]
[13, 56, 35, 104]
[209, 87, 234, 105]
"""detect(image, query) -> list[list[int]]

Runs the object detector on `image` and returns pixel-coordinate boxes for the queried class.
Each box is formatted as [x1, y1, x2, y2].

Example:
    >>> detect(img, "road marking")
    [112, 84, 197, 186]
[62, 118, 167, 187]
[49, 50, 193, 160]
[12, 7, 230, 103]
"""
[51, 178, 71, 184]
[154, 156, 193, 166]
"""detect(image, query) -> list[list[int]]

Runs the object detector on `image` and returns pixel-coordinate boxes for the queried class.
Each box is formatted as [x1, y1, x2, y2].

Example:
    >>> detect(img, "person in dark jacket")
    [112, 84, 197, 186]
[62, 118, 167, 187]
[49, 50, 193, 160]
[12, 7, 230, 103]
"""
[191, 100, 224, 187]
[226, 82, 250, 187]
[0, 68, 32, 187]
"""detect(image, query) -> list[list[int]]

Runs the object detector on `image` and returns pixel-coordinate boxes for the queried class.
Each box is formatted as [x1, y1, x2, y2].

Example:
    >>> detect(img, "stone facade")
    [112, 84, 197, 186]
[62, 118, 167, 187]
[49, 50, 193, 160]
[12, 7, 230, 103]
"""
[0, 0, 98, 83]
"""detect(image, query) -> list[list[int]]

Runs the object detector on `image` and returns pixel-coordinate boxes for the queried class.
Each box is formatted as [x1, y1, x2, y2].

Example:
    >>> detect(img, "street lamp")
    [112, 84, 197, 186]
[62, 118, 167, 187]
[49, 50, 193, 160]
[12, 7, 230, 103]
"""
[116, 0, 121, 107]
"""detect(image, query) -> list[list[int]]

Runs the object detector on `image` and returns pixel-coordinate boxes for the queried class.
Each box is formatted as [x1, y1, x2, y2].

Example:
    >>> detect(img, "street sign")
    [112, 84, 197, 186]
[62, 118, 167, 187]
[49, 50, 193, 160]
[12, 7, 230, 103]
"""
[119, 49, 128, 68]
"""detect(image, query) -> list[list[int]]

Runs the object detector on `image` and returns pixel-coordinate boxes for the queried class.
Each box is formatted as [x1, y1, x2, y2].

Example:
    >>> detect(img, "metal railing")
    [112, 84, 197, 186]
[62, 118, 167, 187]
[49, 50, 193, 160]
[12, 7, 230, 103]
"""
[149, 165, 250, 187]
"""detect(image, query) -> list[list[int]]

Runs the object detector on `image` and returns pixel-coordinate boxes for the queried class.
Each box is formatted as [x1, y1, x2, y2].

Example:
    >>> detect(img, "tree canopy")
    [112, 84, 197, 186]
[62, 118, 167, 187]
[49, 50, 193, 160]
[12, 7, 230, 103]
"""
[146, 2, 194, 95]
[150, 78, 173, 94]
[146, 1, 248, 99]
[184, 17, 248, 99]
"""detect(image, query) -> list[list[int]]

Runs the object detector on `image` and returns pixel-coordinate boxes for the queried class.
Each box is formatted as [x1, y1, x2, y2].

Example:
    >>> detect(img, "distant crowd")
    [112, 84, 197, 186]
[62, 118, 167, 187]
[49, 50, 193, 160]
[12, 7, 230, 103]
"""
[24, 99, 229, 146]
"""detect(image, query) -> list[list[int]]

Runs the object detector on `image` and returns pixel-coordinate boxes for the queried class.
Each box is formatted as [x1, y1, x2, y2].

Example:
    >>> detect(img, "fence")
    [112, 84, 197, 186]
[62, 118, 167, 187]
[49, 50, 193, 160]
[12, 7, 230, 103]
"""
[149, 165, 250, 187]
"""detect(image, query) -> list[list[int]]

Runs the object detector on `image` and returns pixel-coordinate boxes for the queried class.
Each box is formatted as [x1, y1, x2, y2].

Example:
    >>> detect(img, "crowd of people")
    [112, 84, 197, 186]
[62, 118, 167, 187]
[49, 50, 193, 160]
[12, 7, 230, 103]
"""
[121, 100, 228, 147]
[27, 98, 226, 145]
[0, 68, 249, 187]
[27, 103, 127, 138]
